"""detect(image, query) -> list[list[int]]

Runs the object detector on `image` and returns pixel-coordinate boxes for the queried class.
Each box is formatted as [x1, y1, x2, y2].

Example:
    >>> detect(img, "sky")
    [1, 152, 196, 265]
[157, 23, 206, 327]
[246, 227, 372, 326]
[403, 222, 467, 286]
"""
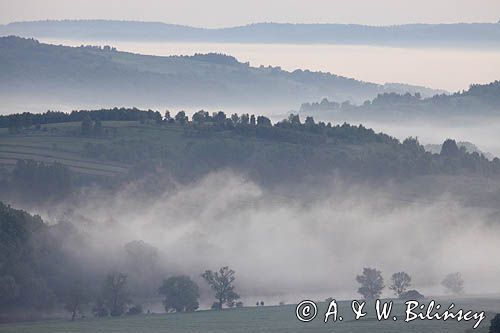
[0, 0, 499, 27]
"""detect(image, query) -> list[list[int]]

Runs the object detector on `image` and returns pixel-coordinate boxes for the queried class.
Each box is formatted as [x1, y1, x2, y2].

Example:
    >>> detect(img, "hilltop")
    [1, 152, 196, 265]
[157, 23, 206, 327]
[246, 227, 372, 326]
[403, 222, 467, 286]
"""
[1, 20, 500, 47]
[299, 81, 500, 119]
[0, 36, 441, 113]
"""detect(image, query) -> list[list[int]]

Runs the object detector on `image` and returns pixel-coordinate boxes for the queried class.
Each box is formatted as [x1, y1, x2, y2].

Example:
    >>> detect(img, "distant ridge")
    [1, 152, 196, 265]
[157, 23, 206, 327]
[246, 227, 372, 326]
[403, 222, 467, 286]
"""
[1, 20, 499, 47]
[0, 36, 442, 113]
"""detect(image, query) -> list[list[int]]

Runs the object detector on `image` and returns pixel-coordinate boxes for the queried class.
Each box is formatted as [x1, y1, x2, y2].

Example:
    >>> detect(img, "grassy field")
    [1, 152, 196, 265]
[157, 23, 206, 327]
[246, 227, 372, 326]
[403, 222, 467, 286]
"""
[0, 121, 163, 177]
[0, 299, 497, 333]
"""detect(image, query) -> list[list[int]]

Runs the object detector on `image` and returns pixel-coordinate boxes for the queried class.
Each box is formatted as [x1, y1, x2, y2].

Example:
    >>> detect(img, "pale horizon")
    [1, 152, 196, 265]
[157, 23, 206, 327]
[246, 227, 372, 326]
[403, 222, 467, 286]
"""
[0, 0, 499, 27]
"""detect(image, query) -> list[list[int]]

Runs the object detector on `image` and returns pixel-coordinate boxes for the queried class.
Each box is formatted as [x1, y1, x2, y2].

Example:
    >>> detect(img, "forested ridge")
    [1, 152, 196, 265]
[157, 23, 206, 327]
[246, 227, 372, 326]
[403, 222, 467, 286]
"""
[1, 108, 499, 205]
[300, 80, 500, 116]
[0, 36, 440, 110]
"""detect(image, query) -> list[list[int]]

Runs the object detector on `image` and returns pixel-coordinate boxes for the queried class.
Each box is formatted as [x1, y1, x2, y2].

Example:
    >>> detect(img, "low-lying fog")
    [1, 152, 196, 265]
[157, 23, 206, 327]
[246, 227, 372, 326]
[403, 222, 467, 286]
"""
[339, 117, 500, 159]
[35, 171, 500, 307]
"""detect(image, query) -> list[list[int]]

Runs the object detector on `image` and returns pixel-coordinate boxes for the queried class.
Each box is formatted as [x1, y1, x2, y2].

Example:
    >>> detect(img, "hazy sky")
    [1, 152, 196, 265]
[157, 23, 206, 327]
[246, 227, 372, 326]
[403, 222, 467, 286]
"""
[0, 0, 499, 27]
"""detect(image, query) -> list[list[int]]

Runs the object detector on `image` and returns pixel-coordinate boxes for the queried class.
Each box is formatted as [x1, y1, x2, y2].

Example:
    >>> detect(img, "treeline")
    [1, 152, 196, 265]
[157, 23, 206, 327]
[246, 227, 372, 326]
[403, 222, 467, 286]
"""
[157, 111, 500, 179]
[300, 80, 500, 115]
[0, 107, 162, 130]
[171, 110, 396, 145]
[4, 108, 500, 193]
[354, 268, 464, 301]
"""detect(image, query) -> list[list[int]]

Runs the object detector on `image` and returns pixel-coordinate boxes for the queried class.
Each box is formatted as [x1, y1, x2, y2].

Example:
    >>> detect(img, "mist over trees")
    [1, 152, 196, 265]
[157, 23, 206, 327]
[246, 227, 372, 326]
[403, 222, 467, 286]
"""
[299, 81, 500, 119]
[442, 273, 464, 295]
[158, 276, 200, 313]
[356, 268, 385, 300]
[3, 108, 500, 208]
[389, 272, 412, 298]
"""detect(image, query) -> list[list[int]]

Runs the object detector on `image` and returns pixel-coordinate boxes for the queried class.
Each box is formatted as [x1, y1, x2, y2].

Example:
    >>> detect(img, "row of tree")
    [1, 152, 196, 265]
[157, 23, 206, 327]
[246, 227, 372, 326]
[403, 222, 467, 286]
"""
[356, 267, 464, 300]
[0, 108, 163, 130]
[66, 266, 241, 320]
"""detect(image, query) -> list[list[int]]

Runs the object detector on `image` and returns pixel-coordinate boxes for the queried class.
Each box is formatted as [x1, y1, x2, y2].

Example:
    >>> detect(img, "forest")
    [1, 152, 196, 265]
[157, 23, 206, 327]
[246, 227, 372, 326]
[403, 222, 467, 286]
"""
[299, 80, 500, 117]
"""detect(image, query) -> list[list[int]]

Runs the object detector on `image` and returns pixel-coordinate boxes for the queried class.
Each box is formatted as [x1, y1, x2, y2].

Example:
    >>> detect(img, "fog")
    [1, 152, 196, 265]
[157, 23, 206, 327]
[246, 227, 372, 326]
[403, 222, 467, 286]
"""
[33, 171, 500, 307]
[40, 38, 500, 91]
[314, 116, 500, 158]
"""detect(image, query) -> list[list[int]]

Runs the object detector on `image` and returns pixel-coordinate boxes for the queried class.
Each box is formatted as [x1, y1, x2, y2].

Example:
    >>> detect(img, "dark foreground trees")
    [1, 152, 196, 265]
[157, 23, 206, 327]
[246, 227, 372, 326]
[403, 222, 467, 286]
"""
[490, 313, 500, 333]
[356, 268, 385, 300]
[202, 266, 240, 310]
[158, 276, 200, 312]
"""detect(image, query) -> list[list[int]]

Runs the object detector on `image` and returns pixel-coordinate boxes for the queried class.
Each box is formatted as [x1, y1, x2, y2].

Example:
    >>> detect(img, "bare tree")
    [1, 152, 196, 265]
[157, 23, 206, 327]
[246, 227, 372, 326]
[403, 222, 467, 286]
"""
[202, 266, 240, 310]
[64, 281, 89, 321]
[389, 272, 412, 298]
[101, 272, 130, 316]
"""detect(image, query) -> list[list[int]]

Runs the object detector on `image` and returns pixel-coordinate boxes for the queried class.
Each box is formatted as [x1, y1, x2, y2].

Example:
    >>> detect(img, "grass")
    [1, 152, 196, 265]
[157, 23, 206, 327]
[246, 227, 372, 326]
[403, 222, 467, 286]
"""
[0, 299, 497, 333]
[0, 121, 150, 177]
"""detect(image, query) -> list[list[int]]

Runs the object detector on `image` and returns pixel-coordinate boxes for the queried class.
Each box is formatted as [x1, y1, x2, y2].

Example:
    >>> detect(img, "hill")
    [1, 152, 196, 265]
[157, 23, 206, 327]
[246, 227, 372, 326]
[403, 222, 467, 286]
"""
[0, 36, 441, 113]
[299, 81, 500, 119]
[1, 20, 500, 48]
[1, 108, 500, 207]
[2, 109, 500, 325]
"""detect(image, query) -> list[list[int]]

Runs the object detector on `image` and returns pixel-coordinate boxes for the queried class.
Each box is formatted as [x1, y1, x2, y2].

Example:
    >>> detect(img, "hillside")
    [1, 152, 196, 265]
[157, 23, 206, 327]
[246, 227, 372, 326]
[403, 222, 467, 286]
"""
[0, 36, 441, 113]
[299, 81, 500, 119]
[2, 109, 500, 326]
[1, 20, 500, 47]
[1, 108, 500, 207]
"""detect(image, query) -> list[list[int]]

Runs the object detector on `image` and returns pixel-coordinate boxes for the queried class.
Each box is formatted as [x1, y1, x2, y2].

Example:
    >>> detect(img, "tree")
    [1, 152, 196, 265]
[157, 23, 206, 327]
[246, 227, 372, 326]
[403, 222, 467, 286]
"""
[288, 114, 301, 127]
[256, 116, 271, 127]
[81, 115, 92, 135]
[240, 114, 249, 126]
[441, 139, 460, 157]
[93, 119, 102, 135]
[164, 110, 172, 123]
[389, 272, 412, 298]
[64, 281, 89, 321]
[356, 268, 384, 300]
[305, 116, 315, 127]
[202, 266, 240, 310]
[101, 272, 130, 316]
[0, 276, 19, 306]
[490, 314, 500, 333]
[175, 111, 187, 124]
[441, 272, 464, 295]
[158, 275, 200, 313]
